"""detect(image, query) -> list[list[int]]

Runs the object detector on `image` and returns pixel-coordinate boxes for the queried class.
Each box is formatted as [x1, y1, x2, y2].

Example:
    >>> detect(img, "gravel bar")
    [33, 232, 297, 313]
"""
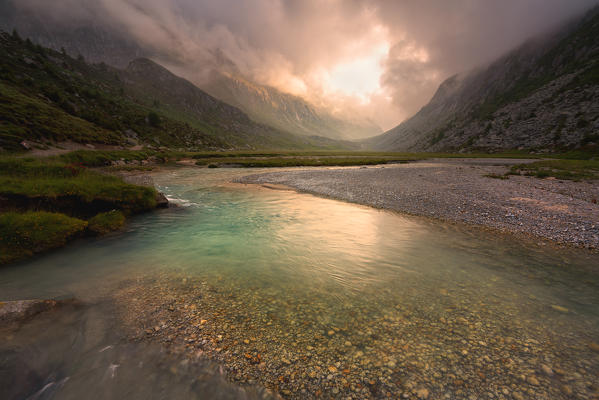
[237, 159, 599, 249]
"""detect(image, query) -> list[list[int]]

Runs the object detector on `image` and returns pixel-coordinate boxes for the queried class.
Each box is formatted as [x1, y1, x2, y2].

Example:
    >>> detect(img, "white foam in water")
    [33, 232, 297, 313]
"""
[165, 195, 198, 207]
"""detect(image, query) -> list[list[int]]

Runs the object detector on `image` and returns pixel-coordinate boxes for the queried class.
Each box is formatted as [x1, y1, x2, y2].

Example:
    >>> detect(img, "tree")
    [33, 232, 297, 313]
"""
[148, 111, 161, 127]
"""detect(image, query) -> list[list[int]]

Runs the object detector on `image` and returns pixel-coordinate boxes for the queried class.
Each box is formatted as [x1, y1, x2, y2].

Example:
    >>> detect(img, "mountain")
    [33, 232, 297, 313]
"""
[202, 72, 381, 140]
[368, 7, 599, 152]
[0, 1, 146, 68]
[0, 32, 345, 152]
[0, 2, 380, 141]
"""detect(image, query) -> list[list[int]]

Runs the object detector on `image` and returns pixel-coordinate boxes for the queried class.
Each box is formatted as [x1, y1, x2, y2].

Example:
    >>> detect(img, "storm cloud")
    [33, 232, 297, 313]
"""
[12, 0, 599, 130]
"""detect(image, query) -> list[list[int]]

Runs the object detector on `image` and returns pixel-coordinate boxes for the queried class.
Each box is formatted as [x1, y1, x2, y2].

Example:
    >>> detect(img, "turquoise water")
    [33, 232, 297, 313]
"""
[1, 167, 599, 399]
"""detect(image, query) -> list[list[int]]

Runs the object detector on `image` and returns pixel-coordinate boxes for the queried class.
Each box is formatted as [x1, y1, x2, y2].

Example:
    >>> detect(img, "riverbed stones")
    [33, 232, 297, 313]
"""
[0, 299, 75, 323]
[113, 272, 599, 399]
[415, 388, 429, 399]
[540, 364, 553, 376]
[237, 159, 599, 249]
[526, 375, 540, 385]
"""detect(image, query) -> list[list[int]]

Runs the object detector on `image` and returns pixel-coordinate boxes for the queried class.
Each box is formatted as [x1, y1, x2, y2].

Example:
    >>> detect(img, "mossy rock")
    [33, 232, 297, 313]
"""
[88, 210, 125, 235]
[0, 211, 87, 265]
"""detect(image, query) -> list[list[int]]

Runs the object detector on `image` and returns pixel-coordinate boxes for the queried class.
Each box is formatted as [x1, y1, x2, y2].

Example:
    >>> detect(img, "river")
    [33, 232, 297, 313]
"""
[1, 167, 598, 399]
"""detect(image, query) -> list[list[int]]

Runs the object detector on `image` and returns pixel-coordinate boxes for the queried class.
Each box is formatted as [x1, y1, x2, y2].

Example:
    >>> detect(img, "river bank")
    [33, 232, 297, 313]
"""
[237, 158, 599, 249]
[2, 166, 599, 399]
[0, 156, 168, 265]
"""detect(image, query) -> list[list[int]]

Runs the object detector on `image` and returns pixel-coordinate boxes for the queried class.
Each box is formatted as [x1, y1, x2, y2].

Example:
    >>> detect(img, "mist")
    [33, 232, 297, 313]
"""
[11, 0, 599, 131]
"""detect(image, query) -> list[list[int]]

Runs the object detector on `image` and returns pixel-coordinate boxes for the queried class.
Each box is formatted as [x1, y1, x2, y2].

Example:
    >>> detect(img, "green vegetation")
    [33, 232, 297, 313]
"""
[88, 210, 125, 235]
[191, 149, 547, 168]
[0, 156, 160, 265]
[483, 173, 509, 180]
[0, 31, 231, 150]
[429, 130, 445, 146]
[510, 159, 599, 180]
[469, 9, 599, 122]
[195, 156, 413, 168]
[147, 111, 161, 127]
[0, 157, 157, 212]
[0, 211, 87, 264]
[0, 31, 352, 152]
[56, 150, 170, 167]
[0, 82, 122, 150]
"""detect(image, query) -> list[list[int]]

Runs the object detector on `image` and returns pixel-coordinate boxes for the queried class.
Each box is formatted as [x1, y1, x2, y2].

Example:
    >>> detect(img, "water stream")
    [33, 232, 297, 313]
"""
[1, 167, 598, 399]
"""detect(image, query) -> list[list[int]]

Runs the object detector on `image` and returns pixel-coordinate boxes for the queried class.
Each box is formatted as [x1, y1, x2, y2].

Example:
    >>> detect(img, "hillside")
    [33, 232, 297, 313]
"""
[0, 1, 146, 68]
[368, 7, 599, 152]
[0, 32, 341, 152]
[0, 1, 380, 142]
[202, 72, 381, 140]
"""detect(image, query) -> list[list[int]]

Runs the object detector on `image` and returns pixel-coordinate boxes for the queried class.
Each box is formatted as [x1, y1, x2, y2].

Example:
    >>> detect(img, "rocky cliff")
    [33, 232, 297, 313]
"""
[369, 8, 599, 152]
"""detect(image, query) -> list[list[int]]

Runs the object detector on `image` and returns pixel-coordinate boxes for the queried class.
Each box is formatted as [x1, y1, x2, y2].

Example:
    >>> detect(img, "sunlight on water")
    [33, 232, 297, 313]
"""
[1, 167, 598, 399]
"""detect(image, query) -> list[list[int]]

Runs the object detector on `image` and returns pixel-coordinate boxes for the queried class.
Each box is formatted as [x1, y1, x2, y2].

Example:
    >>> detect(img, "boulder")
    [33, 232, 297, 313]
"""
[0, 299, 71, 323]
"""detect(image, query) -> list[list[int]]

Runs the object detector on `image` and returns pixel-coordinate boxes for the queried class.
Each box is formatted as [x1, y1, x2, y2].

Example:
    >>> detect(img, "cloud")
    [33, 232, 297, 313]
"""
[12, 0, 599, 131]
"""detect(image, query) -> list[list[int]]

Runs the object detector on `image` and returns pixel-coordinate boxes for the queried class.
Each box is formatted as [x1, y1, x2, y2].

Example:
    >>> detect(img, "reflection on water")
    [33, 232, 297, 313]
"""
[1, 167, 598, 399]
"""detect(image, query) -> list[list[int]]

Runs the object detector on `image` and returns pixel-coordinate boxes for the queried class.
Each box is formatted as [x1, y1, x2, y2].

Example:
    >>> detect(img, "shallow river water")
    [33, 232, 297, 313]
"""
[1, 167, 598, 399]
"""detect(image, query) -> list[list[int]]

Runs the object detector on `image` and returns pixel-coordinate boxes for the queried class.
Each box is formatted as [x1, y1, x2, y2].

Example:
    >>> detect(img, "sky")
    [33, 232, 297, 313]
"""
[16, 0, 599, 130]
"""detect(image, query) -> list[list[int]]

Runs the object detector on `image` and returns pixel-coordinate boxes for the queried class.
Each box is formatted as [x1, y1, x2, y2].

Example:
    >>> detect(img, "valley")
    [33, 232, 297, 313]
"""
[1, 2, 598, 400]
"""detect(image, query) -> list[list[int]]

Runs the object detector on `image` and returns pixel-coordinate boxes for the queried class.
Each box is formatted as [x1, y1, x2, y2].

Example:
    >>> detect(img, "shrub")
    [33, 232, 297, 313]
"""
[148, 111, 161, 127]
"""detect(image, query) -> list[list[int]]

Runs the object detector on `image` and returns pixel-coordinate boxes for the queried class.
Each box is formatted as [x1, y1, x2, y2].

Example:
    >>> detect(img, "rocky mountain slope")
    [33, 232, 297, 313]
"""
[203, 72, 381, 140]
[0, 32, 342, 152]
[0, 1, 146, 68]
[0, 2, 379, 141]
[368, 7, 599, 152]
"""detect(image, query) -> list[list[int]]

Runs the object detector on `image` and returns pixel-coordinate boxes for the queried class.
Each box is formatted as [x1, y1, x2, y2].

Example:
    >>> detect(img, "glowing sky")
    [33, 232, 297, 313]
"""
[14, 0, 599, 131]
[325, 41, 389, 102]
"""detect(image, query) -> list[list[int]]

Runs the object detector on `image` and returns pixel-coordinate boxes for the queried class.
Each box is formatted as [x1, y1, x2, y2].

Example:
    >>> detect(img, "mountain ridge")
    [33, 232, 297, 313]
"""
[0, 1, 379, 141]
[368, 7, 599, 152]
[0, 32, 347, 152]
[203, 71, 381, 141]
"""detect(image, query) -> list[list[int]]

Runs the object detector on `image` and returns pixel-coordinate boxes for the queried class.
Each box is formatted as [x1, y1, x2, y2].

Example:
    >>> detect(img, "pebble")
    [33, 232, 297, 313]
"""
[540, 364, 553, 376]
[115, 266, 599, 400]
[238, 162, 599, 248]
[527, 376, 540, 385]
[512, 392, 524, 400]
[416, 388, 429, 399]
[561, 385, 573, 395]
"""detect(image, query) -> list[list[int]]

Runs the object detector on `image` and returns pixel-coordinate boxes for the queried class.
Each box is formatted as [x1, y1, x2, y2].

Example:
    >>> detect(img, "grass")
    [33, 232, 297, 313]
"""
[0, 211, 87, 264]
[88, 210, 125, 235]
[483, 173, 509, 180]
[0, 31, 355, 152]
[0, 82, 122, 149]
[56, 150, 168, 167]
[0, 157, 157, 212]
[0, 147, 596, 265]
[195, 156, 414, 168]
[510, 159, 599, 180]
[0, 156, 160, 265]
[191, 150, 549, 168]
